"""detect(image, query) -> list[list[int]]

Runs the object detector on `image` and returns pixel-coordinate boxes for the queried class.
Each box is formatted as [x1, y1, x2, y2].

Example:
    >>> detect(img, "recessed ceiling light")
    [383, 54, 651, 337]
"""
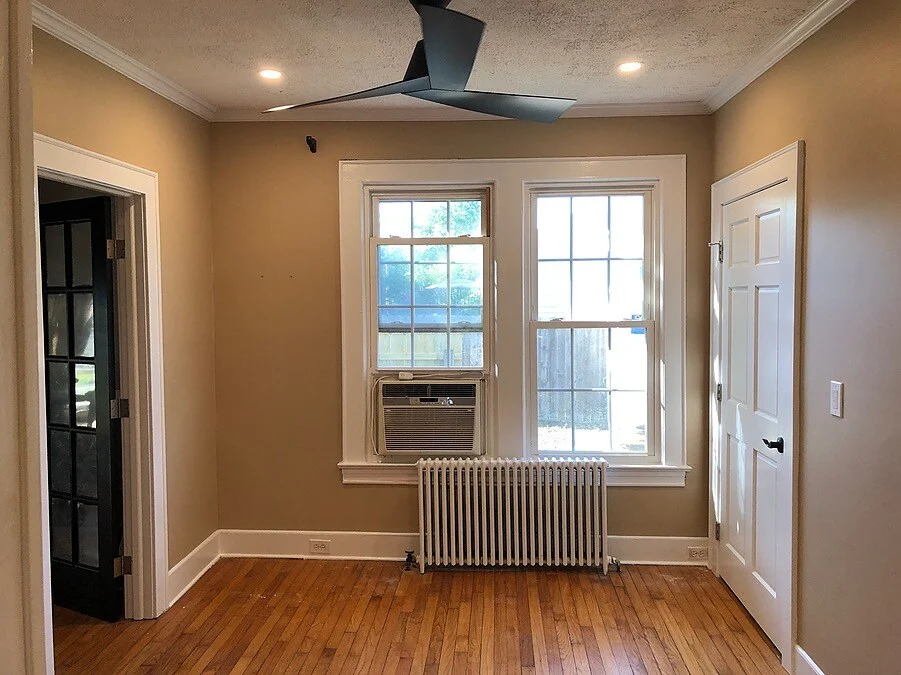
[259, 69, 283, 80]
[618, 61, 643, 73]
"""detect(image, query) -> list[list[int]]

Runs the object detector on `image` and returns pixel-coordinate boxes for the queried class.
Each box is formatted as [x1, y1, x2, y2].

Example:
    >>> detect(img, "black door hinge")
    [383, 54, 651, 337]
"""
[716, 384, 722, 402]
[715, 522, 721, 541]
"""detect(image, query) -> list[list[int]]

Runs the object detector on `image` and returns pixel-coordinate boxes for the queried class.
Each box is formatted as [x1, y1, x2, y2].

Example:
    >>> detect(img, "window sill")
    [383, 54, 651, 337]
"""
[339, 461, 690, 487]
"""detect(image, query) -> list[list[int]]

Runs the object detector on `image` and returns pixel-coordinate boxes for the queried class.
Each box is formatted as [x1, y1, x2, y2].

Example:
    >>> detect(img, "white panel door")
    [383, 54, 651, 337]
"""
[719, 179, 797, 655]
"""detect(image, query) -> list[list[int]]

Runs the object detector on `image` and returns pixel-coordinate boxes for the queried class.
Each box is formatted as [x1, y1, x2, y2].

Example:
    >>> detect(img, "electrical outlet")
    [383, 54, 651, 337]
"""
[310, 539, 331, 555]
[688, 546, 709, 560]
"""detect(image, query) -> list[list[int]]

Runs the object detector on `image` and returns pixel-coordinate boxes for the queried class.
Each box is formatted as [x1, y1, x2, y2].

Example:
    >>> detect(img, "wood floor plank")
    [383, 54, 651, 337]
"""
[52, 560, 786, 674]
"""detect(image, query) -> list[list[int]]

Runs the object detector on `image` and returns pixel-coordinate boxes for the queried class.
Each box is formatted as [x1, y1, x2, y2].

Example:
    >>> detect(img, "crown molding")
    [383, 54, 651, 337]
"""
[704, 0, 856, 111]
[215, 100, 710, 123]
[32, 1, 218, 121]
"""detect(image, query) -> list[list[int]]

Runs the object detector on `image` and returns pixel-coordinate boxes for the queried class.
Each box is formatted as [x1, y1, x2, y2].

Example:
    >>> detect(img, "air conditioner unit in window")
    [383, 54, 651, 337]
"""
[377, 379, 484, 457]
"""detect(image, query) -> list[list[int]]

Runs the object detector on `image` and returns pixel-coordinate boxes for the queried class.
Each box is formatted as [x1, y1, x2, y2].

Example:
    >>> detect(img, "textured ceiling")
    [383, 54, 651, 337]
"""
[39, 0, 822, 113]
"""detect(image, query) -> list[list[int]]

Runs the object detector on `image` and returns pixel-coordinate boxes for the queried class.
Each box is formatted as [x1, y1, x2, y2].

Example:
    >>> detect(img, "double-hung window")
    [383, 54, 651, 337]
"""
[529, 190, 657, 460]
[371, 191, 490, 371]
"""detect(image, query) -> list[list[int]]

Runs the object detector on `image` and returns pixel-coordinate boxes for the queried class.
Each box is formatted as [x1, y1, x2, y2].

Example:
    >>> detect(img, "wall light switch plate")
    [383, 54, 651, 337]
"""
[830, 381, 844, 418]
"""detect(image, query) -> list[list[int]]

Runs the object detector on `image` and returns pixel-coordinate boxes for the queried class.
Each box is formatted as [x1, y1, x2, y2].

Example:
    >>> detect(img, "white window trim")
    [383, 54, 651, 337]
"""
[339, 157, 689, 488]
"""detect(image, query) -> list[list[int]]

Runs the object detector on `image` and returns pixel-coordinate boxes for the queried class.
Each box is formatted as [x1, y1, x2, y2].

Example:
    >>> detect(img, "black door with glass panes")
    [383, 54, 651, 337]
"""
[41, 196, 124, 622]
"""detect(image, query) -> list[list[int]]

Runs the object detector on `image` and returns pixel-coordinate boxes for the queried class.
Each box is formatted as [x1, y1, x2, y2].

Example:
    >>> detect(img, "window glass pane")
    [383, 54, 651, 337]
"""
[413, 263, 448, 305]
[49, 430, 71, 495]
[537, 197, 570, 259]
[537, 261, 570, 320]
[73, 293, 95, 358]
[450, 307, 481, 328]
[71, 221, 93, 286]
[413, 201, 448, 237]
[378, 245, 411, 262]
[537, 329, 571, 390]
[413, 245, 447, 262]
[378, 201, 412, 237]
[378, 262, 411, 305]
[574, 391, 610, 452]
[74, 364, 97, 429]
[50, 498, 73, 561]
[610, 260, 644, 319]
[46, 294, 69, 357]
[610, 195, 644, 259]
[449, 244, 482, 263]
[609, 328, 647, 391]
[44, 224, 66, 287]
[450, 263, 481, 305]
[77, 503, 100, 568]
[414, 333, 449, 368]
[538, 391, 572, 452]
[449, 200, 482, 236]
[449, 331, 483, 368]
[611, 391, 647, 453]
[379, 307, 411, 330]
[572, 196, 609, 259]
[572, 261, 607, 320]
[378, 332, 412, 368]
[413, 307, 447, 328]
[572, 328, 608, 390]
[47, 362, 70, 425]
[75, 433, 98, 499]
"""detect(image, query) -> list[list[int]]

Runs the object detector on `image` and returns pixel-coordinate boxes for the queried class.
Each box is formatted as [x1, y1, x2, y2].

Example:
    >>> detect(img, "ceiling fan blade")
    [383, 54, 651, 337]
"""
[404, 40, 429, 81]
[417, 5, 484, 91]
[405, 89, 576, 123]
[265, 77, 430, 112]
[409, 0, 453, 8]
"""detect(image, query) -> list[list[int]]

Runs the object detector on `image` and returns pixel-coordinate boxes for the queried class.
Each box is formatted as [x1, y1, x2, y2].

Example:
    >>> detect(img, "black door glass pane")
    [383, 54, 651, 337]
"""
[75, 434, 98, 499]
[46, 294, 69, 357]
[50, 497, 73, 561]
[74, 364, 97, 428]
[72, 293, 95, 358]
[49, 430, 72, 495]
[44, 224, 66, 287]
[71, 221, 93, 286]
[77, 503, 100, 568]
[47, 362, 71, 425]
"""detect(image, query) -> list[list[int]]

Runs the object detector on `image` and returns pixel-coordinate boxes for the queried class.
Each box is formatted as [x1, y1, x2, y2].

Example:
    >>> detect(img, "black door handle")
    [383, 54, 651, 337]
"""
[762, 437, 784, 453]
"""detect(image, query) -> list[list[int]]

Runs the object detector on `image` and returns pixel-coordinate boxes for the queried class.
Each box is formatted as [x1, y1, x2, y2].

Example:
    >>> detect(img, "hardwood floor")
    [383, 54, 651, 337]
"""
[53, 559, 783, 674]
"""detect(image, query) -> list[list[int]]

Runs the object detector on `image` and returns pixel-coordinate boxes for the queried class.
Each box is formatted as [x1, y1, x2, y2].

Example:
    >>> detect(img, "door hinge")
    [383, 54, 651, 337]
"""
[716, 384, 722, 402]
[114, 555, 133, 577]
[110, 398, 130, 419]
[106, 239, 126, 260]
[708, 240, 723, 263]
[715, 522, 721, 541]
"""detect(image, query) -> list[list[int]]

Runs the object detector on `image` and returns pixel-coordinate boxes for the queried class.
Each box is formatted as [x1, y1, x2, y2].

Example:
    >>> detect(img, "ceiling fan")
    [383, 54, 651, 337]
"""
[265, 0, 576, 123]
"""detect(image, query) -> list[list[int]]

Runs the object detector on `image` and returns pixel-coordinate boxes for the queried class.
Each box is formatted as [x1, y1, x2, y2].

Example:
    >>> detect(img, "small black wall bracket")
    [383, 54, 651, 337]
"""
[404, 550, 416, 571]
[306, 136, 318, 154]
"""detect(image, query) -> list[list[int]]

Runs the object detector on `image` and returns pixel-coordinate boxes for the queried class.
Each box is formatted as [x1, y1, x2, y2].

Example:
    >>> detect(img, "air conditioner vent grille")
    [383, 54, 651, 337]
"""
[381, 382, 477, 398]
[383, 407, 476, 454]
[382, 383, 430, 398]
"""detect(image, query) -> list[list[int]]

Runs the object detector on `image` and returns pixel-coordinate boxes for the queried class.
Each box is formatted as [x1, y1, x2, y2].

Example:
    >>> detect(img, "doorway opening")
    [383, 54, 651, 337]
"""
[39, 179, 124, 622]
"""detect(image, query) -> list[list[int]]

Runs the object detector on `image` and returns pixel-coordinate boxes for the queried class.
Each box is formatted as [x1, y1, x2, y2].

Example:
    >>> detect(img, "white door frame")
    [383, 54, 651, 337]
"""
[27, 135, 169, 641]
[708, 141, 804, 672]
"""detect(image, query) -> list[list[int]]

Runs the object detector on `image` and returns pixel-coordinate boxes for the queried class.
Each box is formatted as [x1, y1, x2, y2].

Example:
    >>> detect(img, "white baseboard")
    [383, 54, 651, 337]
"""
[608, 536, 710, 565]
[795, 646, 826, 675]
[166, 530, 709, 607]
[217, 529, 419, 562]
[167, 530, 221, 607]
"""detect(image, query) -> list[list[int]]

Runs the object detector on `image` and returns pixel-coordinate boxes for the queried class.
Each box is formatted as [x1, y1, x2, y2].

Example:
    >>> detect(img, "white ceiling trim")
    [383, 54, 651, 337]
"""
[32, 1, 219, 121]
[216, 100, 711, 123]
[704, 0, 857, 111]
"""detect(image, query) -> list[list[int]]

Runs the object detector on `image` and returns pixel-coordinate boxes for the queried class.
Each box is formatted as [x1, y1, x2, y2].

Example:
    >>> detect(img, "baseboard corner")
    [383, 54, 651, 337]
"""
[795, 645, 826, 675]
[167, 530, 221, 607]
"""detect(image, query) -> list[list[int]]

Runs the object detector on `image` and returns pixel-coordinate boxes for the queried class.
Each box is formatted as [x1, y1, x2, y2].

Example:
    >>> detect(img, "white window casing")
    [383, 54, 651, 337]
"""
[339, 157, 689, 487]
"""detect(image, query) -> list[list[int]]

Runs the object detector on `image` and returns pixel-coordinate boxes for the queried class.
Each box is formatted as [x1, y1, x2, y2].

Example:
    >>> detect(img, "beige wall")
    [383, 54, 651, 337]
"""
[212, 116, 713, 536]
[714, 0, 901, 670]
[32, 29, 219, 563]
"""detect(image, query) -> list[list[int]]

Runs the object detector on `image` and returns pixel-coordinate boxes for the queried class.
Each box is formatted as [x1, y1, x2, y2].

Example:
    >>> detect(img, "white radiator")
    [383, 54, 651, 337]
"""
[417, 458, 608, 573]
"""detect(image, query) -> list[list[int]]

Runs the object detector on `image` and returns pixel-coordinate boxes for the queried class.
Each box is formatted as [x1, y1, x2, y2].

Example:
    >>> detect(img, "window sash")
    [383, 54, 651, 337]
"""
[527, 188, 659, 461]
[371, 191, 490, 238]
[369, 236, 491, 372]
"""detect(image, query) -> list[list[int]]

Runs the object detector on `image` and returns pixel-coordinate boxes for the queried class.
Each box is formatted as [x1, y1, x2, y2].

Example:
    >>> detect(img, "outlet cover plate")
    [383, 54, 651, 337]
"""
[688, 546, 709, 560]
[310, 539, 331, 555]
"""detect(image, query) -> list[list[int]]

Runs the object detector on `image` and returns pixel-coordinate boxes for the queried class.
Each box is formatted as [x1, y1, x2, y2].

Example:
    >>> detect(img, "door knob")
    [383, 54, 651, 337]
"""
[762, 437, 784, 453]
